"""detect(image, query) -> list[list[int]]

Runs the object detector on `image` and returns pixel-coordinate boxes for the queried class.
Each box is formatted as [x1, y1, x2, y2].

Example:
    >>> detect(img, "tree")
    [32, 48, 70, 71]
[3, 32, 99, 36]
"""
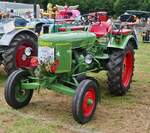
[140, 0, 150, 11]
[113, 0, 142, 16]
[14, 0, 150, 16]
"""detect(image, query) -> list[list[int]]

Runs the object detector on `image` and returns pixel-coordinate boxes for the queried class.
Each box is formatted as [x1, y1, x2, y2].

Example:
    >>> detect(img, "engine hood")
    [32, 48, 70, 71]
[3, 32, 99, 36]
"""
[38, 31, 96, 49]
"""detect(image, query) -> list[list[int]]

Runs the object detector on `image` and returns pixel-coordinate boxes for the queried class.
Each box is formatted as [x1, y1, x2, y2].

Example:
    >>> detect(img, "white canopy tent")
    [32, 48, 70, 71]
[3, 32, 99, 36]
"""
[0, 1, 40, 18]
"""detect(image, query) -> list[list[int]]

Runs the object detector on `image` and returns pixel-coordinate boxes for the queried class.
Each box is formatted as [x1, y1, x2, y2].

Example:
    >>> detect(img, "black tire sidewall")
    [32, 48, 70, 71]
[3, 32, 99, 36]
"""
[5, 69, 33, 109]
[72, 79, 99, 124]
[107, 44, 135, 95]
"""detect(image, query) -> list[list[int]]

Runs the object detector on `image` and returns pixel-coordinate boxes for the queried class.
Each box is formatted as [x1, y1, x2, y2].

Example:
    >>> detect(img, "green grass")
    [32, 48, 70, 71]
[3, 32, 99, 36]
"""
[0, 107, 65, 133]
[6, 117, 55, 133]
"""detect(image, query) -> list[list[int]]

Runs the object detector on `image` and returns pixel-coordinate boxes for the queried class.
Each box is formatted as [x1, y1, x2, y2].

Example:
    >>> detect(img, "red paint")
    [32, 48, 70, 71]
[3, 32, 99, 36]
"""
[82, 88, 96, 118]
[58, 26, 85, 32]
[54, 59, 60, 66]
[89, 22, 112, 38]
[30, 57, 39, 67]
[16, 42, 36, 68]
[50, 65, 57, 73]
[50, 60, 60, 73]
[122, 49, 133, 87]
[89, 12, 108, 22]
[112, 29, 132, 35]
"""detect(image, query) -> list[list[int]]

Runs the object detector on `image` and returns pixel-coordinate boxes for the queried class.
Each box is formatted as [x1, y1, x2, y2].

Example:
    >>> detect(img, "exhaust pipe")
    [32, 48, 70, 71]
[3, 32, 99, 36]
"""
[34, 0, 37, 18]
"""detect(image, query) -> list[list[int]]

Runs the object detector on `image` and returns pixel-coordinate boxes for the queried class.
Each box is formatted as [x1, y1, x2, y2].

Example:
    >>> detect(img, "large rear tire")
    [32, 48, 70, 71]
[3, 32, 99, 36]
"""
[5, 69, 33, 109]
[107, 44, 135, 96]
[3, 33, 37, 75]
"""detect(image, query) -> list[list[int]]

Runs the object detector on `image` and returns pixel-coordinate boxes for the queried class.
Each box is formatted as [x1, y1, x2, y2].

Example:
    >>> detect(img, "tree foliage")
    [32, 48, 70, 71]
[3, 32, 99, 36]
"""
[15, 0, 150, 16]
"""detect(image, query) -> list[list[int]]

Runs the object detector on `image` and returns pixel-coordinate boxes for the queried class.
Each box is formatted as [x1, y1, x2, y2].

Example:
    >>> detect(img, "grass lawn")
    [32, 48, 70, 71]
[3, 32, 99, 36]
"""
[0, 41, 150, 133]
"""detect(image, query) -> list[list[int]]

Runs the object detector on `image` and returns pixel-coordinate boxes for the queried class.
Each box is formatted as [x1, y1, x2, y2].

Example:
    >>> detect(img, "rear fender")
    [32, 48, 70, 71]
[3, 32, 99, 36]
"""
[0, 29, 37, 46]
[108, 35, 138, 50]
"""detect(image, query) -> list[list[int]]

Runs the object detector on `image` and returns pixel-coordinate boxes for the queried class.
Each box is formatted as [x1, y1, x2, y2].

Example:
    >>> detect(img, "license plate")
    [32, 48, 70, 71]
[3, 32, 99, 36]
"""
[38, 47, 54, 64]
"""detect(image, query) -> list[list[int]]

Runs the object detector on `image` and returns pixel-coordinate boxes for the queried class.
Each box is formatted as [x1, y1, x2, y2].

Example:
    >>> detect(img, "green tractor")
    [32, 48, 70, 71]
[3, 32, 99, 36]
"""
[4, 17, 138, 124]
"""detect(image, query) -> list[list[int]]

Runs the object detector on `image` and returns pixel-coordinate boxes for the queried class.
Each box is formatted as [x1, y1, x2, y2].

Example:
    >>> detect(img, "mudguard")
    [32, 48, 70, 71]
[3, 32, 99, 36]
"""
[108, 34, 138, 49]
[0, 29, 37, 46]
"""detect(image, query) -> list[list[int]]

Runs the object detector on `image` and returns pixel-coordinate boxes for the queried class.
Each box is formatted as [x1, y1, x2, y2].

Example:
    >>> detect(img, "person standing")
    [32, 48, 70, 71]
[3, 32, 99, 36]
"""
[0, 11, 3, 19]
[9, 9, 14, 18]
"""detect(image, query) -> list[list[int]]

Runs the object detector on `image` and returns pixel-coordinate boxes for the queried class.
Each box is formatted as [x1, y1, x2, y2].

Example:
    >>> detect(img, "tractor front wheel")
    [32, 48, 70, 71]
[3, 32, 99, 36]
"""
[5, 69, 33, 109]
[107, 44, 135, 96]
[72, 79, 99, 124]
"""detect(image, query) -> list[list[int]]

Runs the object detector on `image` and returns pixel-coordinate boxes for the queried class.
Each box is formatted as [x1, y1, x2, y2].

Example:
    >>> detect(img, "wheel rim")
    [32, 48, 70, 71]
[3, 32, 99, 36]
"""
[122, 50, 133, 88]
[82, 88, 96, 118]
[15, 84, 30, 102]
[16, 42, 36, 68]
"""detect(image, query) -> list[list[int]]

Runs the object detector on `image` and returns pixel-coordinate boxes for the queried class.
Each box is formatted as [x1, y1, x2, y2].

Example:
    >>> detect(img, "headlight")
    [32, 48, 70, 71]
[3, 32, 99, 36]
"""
[25, 47, 32, 56]
[85, 54, 93, 64]
[38, 47, 55, 64]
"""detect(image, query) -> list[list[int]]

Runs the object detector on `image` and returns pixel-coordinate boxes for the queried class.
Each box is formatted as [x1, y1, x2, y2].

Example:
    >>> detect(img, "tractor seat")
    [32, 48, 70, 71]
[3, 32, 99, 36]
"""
[58, 26, 85, 32]
[89, 22, 112, 38]
[112, 29, 132, 35]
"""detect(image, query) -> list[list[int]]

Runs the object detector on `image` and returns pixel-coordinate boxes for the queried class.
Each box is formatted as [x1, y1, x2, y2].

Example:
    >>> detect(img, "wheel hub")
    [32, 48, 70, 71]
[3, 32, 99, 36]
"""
[15, 87, 29, 102]
[87, 99, 93, 105]
[82, 88, 96, 117]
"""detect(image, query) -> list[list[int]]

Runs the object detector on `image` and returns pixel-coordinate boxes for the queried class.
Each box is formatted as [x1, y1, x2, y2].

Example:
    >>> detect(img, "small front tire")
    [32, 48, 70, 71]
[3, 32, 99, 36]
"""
[5, 69, 33, 109]
[72, 79, 99, 124]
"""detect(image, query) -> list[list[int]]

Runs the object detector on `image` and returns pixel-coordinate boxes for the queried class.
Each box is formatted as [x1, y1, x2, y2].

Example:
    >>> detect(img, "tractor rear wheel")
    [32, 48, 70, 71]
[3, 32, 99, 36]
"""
[3, 33, 37, 75]
[5, 69, 33, 109]
[72, 79, 99, 124]
[107, 44, 135, 96]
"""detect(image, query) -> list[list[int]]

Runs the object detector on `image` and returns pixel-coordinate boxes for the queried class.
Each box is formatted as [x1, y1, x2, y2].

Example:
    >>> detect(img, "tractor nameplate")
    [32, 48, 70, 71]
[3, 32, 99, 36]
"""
[38, 47, 55, 64]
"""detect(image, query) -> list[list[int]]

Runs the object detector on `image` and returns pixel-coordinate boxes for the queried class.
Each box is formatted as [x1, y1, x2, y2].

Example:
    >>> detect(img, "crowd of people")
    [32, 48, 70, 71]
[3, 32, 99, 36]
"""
[0, 10, 14, 19]
[0, 3, 150, 28]
[0, 9, 33, 19]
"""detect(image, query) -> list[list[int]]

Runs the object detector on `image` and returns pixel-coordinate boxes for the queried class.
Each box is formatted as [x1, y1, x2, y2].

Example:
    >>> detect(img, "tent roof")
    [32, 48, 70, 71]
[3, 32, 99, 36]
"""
[0, 1, 33, 12]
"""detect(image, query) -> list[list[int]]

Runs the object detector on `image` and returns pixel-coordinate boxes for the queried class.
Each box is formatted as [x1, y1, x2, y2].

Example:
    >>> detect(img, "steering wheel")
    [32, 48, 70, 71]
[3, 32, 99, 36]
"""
[77, 14, 99, 25]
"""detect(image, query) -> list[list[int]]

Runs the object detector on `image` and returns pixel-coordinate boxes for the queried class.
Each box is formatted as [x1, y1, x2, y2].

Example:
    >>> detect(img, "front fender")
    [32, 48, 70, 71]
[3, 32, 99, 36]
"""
[108, 35, 138, 49]
[0, 29, 37, 46]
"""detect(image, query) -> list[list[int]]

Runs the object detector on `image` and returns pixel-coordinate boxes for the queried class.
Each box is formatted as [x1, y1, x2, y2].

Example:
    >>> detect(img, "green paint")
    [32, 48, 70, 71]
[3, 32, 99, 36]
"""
[48, 83, 75, 96]
[87, 99, 93, 105]
[56, 43, 72, 73]
[21, 83, 40, 90]
[95, 54, 109, 59]
[38, 31, 96, 49]
[21, 79, 75, 96]
[108, 34, 135, 49]
[15, 84, 31, 102]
